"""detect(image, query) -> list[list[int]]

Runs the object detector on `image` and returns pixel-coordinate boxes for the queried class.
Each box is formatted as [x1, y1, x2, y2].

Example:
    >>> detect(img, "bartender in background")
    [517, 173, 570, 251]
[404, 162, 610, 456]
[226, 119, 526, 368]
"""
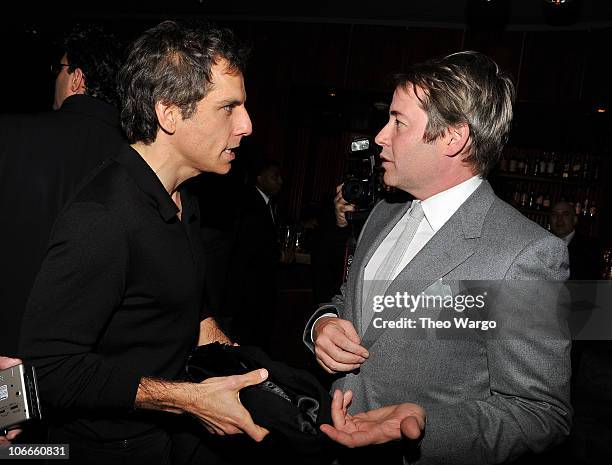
[550, 201, 600, 279]
[550, 201, 609, 464]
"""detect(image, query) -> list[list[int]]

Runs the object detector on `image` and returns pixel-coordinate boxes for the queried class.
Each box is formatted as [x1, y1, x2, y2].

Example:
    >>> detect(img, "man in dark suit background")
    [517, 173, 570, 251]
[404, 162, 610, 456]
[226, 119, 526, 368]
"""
[550, 201, 600, 280]
[0, 24, 124, 356]
[227, 159, 283, 351]
[550, 201, 610, 464]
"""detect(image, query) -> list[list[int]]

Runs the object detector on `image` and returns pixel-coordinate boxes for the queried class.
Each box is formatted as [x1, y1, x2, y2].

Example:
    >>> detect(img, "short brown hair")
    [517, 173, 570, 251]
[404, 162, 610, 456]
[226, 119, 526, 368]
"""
[395, 51, 515, 177]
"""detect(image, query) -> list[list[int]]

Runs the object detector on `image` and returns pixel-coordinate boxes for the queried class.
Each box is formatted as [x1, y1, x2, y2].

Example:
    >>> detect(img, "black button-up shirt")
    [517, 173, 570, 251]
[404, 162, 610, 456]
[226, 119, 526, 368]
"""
[20, 144, 206, 441]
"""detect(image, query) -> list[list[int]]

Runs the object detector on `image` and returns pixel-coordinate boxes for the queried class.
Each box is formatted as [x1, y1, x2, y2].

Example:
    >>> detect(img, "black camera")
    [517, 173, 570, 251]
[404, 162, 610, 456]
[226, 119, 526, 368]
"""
[342, 137, 383, 222]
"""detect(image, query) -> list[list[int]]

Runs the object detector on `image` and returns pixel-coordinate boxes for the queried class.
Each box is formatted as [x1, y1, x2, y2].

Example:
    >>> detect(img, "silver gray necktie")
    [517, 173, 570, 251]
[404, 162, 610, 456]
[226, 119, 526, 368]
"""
[362, 201, 425, 333]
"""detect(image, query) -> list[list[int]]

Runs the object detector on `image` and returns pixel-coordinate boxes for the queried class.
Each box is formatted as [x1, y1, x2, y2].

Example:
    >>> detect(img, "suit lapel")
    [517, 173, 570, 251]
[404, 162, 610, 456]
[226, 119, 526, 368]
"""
[348, 201, 411, 334]
[360, 181, 496, 348]
[252, 187, 275, 231]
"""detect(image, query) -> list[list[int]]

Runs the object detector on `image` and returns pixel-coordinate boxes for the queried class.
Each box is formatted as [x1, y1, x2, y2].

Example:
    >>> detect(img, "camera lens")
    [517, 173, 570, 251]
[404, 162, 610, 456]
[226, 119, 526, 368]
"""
[343, 180, 367, 204]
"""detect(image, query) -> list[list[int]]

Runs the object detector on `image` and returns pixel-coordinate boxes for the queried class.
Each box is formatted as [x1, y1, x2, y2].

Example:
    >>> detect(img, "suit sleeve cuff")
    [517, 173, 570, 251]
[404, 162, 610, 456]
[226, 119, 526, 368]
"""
[303, 306, 339, 352]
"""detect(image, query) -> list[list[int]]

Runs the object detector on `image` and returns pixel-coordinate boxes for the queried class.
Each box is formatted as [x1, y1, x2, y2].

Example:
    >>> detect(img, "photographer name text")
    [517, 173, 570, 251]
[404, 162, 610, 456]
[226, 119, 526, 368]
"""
[372, 316, 496, 331]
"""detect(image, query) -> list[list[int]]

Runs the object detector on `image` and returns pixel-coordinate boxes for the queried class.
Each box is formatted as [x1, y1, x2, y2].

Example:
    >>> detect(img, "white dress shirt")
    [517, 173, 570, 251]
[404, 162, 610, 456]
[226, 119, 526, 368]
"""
[364, 176, 483, 283]
[256, 186, 270, 205]
[311, 176, 483, 341]
[561, 230, 575, 246]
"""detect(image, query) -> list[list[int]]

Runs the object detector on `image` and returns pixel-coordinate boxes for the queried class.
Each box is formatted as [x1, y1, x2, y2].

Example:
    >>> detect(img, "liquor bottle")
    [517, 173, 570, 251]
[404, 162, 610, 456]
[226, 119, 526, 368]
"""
[509, 150, 517, 173]
[520, 186, 528, 207]
[572, 153, 582, 178]
[582, 188, 590, 217]
[499, 155, 508, 172]
[533, 153, 540, 176]
[546, 152, 556, 176]
[589, 199, 597, 217]
[582, 154, 590, 180]
[574, 189, 582, 216]
[528, 189, 535, 209]
[602, 248, 612, 280]
[512, 183, 521, 205]
[592, 159, 599, 180]
[543, 191, 551, 210]
[562, 154, 570, 179]
[539, 154, 547, 177]
[517, 153, 525, 175]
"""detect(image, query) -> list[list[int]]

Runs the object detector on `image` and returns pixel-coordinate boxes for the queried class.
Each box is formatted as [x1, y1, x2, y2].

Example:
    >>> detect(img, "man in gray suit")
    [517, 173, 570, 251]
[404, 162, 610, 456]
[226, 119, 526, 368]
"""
[304, 51, 571, 464]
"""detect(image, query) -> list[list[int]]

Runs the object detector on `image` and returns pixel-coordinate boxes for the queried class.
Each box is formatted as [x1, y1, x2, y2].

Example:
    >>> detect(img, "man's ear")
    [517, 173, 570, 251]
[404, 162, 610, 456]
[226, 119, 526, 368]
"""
[155, 101, 179, 135]
[70, 67, 86, 95]
[442, 123, 469, 157]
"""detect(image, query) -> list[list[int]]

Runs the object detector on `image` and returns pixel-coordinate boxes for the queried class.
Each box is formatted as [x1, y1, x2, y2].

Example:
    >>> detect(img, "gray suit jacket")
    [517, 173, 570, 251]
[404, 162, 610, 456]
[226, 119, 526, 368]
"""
[304, 181, 571, 464]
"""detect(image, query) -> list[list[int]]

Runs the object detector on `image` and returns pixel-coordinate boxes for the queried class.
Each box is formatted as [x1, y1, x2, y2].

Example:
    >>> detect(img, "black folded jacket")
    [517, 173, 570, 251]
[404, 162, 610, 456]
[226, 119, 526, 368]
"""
[185, 343, 334, 464]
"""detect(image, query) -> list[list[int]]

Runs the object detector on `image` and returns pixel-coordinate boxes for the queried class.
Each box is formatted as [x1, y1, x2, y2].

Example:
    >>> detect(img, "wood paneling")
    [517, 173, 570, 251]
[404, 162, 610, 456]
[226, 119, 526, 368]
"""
[463, 29, 523, 84]
[290, 23, 352, 88]
[518, 31, 587, 102]
[401, 28, 465, 66]
[346, 25, 407, 91]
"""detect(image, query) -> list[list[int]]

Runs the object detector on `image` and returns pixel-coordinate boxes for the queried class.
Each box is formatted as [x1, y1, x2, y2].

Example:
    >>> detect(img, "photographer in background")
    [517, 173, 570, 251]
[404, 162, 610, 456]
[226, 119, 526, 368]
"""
[334, 140, 409, 287]
[335, 184, 356, 229]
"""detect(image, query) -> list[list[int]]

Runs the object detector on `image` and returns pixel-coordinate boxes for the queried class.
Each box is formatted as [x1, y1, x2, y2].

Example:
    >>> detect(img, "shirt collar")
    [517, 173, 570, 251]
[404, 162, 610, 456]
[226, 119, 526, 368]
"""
[562, 230, 576, 245]
[255, 186, 270, 204]
[418, 176, 483, 232]
[113, 144, 180, 222]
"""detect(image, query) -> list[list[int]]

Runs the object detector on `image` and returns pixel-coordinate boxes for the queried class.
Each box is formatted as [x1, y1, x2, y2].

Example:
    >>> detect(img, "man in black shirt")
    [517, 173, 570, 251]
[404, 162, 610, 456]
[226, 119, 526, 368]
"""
[20, 20, 268, 464]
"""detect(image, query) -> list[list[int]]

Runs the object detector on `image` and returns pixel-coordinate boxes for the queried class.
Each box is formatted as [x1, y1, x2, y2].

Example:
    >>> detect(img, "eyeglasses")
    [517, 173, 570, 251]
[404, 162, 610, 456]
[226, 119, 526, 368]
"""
[50, 63, 70, 75]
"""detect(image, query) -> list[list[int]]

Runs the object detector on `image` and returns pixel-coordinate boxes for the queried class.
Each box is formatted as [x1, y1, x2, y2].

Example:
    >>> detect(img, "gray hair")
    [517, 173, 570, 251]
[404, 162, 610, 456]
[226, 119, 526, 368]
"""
[395, 51, 515, 177]
[118, 20, 249, 144]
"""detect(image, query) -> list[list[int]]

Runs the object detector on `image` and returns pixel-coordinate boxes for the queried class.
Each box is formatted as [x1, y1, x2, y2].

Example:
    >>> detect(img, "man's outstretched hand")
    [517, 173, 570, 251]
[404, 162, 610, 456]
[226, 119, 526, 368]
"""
[320, 389, 426, 448]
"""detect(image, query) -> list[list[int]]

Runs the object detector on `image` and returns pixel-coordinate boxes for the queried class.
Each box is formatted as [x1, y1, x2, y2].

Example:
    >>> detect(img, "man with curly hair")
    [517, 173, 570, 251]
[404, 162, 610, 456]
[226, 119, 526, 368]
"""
[0, 24, 125, 357]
